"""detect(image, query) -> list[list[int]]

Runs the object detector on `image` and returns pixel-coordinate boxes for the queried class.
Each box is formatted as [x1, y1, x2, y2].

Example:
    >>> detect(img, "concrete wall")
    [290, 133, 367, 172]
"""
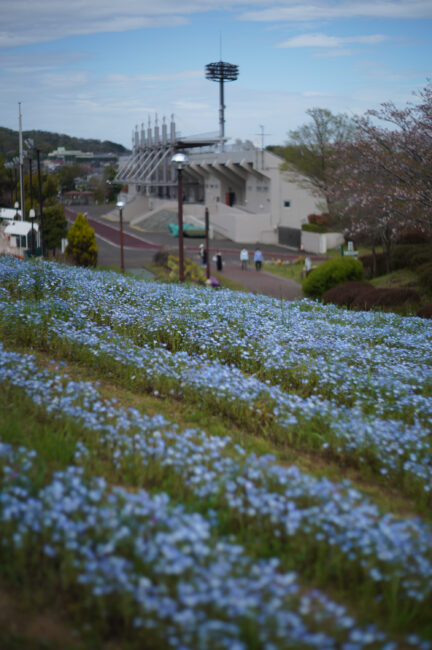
[301, 230, 345, 254]
[207, 203, 276, 244]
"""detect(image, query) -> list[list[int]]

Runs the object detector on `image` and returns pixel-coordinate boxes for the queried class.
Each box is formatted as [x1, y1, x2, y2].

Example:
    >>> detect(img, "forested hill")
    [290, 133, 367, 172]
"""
[0, 126, 130, 158]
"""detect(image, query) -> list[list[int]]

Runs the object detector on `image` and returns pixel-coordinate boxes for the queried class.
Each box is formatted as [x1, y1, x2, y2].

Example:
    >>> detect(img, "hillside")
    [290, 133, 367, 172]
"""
[0, 126, 130, 158]
[0, 256, 432, 648]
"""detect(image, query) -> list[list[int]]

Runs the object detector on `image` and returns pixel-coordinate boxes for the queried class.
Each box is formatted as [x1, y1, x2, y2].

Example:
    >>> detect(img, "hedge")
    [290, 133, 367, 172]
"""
[302, 257, 364, 299]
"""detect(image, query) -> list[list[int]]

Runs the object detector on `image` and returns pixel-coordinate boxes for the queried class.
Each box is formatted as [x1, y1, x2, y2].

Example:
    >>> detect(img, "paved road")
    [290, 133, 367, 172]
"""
[66, 205, 306, 300]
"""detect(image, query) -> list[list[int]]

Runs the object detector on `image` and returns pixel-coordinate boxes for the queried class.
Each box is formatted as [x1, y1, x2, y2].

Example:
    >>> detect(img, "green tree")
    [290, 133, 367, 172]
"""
[43, 204, 68, 255]
[278, 108, 356, 216]
[66, 212, 98, 267]
[56, 163, 86, 192]
[104, 165, 121, 203]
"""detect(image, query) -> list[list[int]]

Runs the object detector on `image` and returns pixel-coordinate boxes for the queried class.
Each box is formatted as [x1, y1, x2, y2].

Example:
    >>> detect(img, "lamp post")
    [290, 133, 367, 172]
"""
[205, 207, 210, 280]
[171, 152, 189, 282]
[14, 201, 20, 220]
[29, 208, 36, 256]
[116, 200, 125, 273]
[35, 148, 45, 257]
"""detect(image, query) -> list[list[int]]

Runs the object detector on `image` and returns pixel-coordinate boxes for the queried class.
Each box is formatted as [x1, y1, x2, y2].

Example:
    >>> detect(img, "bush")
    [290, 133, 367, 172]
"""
[417, 262, 432, 292]
[167, 255, 206, 285]
[307, 213, 329, 226]
[66, 212, 98, 267]
[359, 253, 388, 279]
[392, 244, 432, 270]
[301, 223, 328, 233]
[396, 228, 431, 245]
[322, 281, 373, 307]
[351, 288, 420, 310]
[153, 247, 175, 267]
[302, 257, 364, 299]
[417, 303, 432, 319]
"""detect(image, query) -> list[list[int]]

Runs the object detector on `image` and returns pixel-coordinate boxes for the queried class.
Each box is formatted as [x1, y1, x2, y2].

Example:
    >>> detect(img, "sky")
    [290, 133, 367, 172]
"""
[1, 0, 431, 150]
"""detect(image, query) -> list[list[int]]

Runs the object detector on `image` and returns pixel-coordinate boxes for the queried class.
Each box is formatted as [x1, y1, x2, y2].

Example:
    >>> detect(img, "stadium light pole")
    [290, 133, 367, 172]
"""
[171, 152, 189, 282]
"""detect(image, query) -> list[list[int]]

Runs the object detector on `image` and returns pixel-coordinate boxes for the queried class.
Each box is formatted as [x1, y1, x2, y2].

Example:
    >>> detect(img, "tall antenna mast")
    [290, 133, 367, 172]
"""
[255, 124, 272, 169]
[205, 52, 239, 152]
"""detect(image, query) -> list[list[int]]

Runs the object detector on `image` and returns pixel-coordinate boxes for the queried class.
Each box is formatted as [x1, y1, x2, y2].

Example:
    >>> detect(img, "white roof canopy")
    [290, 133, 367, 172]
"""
[5, 221, 39, 236]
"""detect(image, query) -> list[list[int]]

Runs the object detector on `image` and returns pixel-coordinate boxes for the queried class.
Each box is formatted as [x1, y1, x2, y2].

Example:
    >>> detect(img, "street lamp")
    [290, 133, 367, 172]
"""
[29, 208, 36, 256]
[171, 152, 189, 282]
[14, 201, 20, 220]
[116, 200, 126, 273]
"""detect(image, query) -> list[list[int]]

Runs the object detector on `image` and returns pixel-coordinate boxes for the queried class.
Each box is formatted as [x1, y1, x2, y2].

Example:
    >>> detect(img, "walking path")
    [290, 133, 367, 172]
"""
[66, 206, 306, 300]
[217, 265, 303, 300]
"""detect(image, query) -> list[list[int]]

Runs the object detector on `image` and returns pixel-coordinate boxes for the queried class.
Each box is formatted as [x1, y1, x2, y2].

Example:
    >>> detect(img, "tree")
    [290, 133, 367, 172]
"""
[56, 163, 86, 193]
[328, 81, 432, 272]
[43, 204, 68, 255]
[66, 212, 98, 267]
[279, 108, 356, 216]
[354, 82, 432, 227]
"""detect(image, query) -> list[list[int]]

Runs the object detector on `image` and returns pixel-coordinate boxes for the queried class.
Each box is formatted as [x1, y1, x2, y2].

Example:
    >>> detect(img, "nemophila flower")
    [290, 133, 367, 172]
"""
[1, 345, 432, 619]
[1, 283, 430, 495]
[5, 439, 403, 648]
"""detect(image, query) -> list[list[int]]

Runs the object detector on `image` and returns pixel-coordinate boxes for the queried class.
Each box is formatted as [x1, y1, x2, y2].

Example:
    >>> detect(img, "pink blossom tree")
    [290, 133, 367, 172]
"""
[329, 81, 432, 272]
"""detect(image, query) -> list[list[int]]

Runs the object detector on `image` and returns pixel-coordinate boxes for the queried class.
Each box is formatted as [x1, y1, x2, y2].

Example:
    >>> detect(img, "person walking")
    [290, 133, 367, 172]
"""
[199, 244, 207, 267]
[254, 247, 263, 271]
[240, 248, 249, 270]
[216, 250, 223, 271]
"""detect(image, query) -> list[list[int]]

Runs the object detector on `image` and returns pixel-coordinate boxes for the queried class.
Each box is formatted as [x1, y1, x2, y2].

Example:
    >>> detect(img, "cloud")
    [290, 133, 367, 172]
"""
[240, 1, 432, 23]
[277, 33, 389, 48]
[1, 1, 430, 48]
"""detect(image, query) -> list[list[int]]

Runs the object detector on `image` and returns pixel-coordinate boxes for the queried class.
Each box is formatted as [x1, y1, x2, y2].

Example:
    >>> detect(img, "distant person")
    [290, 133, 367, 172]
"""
[240, 248, 249, 270]
[216, 250, 223, 271]
[199, 244, 207, 266]
[254, 247, 263, 271]
[304, 256, 312, 276]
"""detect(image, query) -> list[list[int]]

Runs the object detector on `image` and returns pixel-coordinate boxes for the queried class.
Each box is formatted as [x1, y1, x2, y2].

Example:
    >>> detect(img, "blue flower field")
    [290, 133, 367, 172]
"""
[0, 256, 431, 649]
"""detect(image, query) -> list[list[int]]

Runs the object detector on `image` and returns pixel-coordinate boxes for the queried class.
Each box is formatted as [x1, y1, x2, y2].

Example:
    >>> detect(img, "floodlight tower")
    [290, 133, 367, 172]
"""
[205, 60, 239, 151]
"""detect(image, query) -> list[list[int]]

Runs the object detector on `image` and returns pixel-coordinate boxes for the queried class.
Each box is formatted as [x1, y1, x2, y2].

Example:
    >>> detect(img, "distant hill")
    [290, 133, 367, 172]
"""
[0, 127, 130, 159]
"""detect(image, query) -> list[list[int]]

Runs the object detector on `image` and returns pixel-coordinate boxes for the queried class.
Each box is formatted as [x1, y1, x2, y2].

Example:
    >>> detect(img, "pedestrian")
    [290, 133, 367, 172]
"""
[304, 256, 312, 276]
[216, 250, 223, 271]
[199, 244, 207, 267]
[240, 247, 249, 270]
[254, 247, 263, 271]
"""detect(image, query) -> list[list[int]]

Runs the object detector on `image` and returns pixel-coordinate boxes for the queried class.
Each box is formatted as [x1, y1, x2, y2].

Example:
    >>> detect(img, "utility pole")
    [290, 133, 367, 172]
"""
[18, 102, 25, 220]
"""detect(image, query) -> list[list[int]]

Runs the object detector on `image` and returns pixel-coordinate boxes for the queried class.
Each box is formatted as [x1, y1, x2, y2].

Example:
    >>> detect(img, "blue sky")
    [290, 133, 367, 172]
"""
[1, 0, 431, 149]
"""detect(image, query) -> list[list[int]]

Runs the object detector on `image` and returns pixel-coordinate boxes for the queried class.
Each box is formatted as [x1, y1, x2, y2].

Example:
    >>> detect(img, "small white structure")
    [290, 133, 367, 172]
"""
[4, 220, 40, 255]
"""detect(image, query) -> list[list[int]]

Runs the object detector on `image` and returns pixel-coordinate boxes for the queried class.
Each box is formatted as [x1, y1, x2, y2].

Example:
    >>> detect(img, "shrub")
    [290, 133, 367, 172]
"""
[302, 257, 364, 299]
[66, 212, 98, 267]
[392, 244, 432, 270]
[167, 255, 206, 285]
[396, 228, 431, 245]
[351, 288, 420, 310]
[322, 281, 373, 307]
[417, 262, 432, 292]
[417, 303, 432, 319]
[153, 247, 174, 267]
[359, 253, 388, 279]
[302, 223, 328, 233]
[307, 213, 329, 226]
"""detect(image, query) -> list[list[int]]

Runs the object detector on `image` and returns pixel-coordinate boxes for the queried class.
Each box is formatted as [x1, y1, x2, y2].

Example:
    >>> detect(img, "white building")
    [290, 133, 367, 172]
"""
[115, 117, 324, 246]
